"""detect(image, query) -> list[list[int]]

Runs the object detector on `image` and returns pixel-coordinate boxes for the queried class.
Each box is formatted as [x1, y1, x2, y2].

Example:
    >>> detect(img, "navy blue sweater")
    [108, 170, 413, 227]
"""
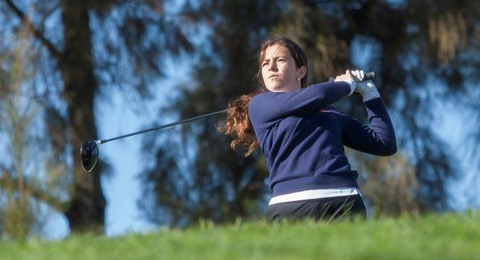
[248, 81, 397, 197]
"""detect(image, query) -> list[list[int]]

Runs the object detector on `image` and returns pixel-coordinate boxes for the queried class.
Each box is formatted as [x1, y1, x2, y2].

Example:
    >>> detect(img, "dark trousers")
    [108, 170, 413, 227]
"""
[265, 195, 366, 222]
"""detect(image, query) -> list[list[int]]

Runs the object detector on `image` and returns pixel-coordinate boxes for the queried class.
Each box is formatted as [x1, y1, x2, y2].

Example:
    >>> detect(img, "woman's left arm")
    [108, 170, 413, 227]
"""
[340, 98, 397, 156]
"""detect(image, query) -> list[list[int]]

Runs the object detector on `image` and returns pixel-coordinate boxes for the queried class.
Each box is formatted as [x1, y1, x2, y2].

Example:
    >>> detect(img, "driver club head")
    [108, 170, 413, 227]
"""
[80, 140, 100, 172]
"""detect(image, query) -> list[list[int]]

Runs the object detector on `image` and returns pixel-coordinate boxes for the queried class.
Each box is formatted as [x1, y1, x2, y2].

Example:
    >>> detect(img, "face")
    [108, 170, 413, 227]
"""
[261, 44, 305, 92]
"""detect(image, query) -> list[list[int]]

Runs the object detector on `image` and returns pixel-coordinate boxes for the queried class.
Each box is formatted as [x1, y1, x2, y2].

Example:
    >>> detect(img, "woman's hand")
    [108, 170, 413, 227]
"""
[355, 80, 380, 101]
[334, 70, 356, 95]
[334, 70, 355, 82]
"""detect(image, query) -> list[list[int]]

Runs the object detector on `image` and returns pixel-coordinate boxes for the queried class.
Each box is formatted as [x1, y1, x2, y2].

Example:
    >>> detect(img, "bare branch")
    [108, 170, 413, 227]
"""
[2, 0, 62, 62]
[0, 170, 69, 213]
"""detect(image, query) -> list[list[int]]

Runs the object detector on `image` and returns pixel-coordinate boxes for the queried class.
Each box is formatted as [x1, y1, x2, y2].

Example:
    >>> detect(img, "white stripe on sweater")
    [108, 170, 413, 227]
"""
[268, 187, 360, 205]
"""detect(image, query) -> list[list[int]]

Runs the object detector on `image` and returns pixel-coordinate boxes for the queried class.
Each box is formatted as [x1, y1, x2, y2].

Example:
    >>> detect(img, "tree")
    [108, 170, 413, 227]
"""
[0, 25, 44, 240]
[139, 0, 480, 224]
[138, 0, 281, 226]
[0, 0, 191, 234]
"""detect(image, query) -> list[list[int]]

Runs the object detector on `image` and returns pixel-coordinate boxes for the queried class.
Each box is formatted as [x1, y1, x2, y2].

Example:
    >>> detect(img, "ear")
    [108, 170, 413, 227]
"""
[296, 66, 307, 80]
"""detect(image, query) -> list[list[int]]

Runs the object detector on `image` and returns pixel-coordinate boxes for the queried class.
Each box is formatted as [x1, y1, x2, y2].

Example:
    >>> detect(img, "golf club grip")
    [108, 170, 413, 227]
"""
[329, 71, 375, 82]
[362, 71, 375, 81]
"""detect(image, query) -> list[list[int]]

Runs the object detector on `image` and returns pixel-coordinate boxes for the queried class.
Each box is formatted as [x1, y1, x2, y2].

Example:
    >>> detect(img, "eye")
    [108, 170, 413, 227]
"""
[262, 61, 269, 67]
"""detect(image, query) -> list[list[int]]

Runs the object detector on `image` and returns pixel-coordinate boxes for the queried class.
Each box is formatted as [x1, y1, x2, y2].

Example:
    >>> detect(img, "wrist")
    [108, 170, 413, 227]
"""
[362, 90, 380, 101]
[344, 79, 356, 96]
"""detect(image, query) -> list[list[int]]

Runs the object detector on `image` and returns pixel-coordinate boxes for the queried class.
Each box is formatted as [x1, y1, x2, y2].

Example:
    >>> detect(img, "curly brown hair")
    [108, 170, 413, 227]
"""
[219, 37, 308, 157]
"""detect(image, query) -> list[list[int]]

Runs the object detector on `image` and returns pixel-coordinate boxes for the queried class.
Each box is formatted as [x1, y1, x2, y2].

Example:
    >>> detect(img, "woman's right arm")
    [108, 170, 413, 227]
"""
[248, 81, 351, 125]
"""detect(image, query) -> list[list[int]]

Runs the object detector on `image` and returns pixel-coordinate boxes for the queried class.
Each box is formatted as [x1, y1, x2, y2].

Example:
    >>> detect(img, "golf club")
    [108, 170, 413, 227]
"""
[80, 71, 375, 172]
[80, 109, 227, 172]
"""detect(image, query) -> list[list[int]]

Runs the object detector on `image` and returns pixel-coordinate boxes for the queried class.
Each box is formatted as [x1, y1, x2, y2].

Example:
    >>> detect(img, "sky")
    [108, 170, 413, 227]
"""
[97, 61, 199, 237]
[432, 100, 479, 210]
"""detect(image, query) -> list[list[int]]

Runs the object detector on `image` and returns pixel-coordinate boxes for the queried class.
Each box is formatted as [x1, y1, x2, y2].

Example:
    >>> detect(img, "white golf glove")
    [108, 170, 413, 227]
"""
[351, 70, 365, 82]
[355, 80, 380, 101]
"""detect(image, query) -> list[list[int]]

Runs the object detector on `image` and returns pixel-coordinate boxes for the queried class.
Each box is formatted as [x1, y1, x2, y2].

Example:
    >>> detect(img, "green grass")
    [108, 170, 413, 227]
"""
[2, 211, 480, 260]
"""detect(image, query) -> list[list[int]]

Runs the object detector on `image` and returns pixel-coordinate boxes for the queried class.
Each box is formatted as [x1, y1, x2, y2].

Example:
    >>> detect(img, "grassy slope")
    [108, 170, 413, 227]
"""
[2, 211, 480, 260]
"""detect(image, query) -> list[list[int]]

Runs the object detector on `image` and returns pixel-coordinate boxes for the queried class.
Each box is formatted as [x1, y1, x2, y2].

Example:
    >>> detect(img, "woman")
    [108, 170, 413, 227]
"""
[221, 37, 397, 222]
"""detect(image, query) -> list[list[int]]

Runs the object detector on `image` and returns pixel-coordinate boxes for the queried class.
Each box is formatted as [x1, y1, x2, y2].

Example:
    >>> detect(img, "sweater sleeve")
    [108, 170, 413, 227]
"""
[249, 81, 350, 125]
[340, 98, 397, 156]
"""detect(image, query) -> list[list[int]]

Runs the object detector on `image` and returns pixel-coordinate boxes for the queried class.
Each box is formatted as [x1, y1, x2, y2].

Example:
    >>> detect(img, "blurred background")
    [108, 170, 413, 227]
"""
[1, 0, 479, 241]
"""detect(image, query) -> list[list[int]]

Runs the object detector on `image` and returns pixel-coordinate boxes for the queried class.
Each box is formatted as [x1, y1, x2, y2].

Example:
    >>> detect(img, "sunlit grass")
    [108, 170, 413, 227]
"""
[1, 211, 479, 260]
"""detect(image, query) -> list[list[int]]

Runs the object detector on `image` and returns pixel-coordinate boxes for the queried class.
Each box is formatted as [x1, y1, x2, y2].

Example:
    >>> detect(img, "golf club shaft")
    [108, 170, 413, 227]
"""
[99, 109, 228, 144]
[96, 71, 375, 145]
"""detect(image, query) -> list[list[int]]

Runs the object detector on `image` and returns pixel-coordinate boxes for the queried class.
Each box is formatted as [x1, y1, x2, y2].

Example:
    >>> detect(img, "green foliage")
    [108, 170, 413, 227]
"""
[1, 212, 480, 260]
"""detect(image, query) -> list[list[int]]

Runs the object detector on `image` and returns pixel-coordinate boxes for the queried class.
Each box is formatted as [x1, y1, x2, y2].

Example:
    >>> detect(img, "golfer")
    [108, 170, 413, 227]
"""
[222, 37, 397, 221]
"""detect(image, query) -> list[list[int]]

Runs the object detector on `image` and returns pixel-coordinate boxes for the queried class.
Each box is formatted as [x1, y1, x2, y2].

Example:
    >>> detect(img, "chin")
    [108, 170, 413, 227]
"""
[265, 84, 282, 92]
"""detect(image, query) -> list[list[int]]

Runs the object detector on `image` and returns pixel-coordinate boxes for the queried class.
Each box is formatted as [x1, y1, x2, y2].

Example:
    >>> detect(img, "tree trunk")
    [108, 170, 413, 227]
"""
[60, 0, 106, 233]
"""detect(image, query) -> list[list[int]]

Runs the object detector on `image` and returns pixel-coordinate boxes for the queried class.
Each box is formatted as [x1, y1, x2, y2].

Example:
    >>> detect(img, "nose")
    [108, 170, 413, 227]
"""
[268, 61, 277, 71]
